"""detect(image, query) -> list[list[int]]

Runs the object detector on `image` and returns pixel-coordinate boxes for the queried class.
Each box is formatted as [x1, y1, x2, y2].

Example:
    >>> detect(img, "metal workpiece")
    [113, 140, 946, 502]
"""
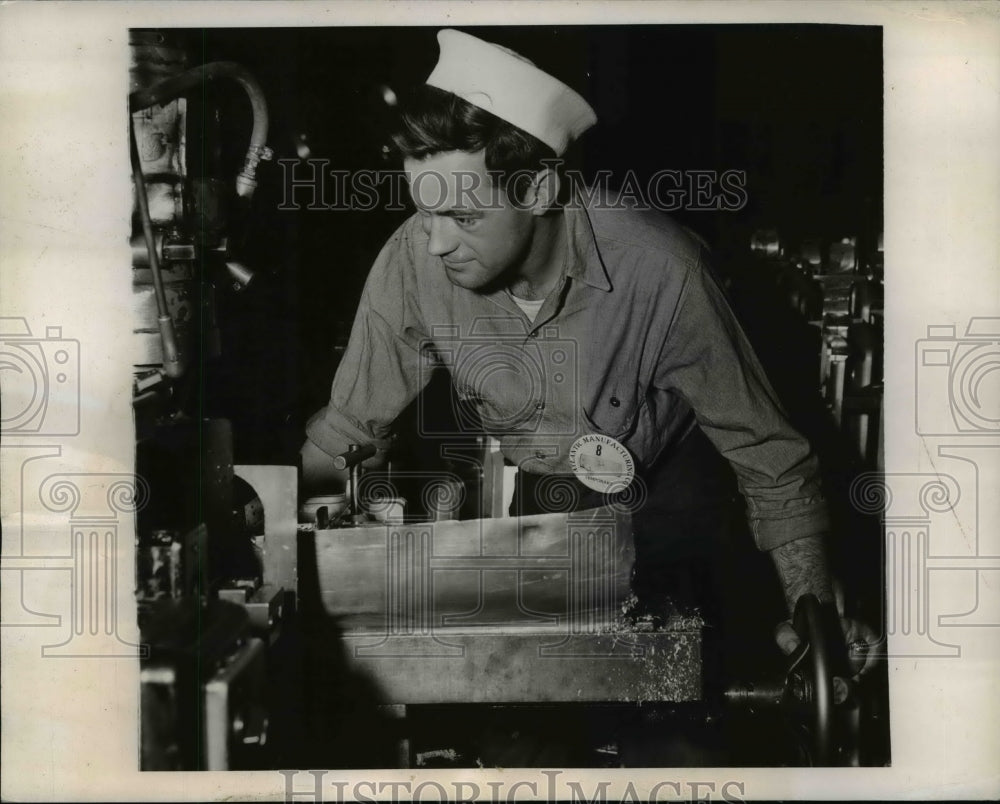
[303, 507, 704, 705]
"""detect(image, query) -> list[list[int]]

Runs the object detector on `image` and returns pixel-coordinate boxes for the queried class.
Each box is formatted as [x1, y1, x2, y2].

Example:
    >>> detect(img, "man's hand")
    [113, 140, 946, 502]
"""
[769, 535, 879, 681]
[775, 611, 880, 681]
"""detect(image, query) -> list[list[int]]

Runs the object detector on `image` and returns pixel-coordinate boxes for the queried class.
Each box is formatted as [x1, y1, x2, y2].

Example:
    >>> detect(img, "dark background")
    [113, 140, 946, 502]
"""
[174, 25, 882, 462]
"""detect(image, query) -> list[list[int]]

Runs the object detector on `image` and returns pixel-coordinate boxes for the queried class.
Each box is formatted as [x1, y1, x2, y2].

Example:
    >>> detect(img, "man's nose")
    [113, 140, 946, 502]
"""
[426, 216, 458, 257]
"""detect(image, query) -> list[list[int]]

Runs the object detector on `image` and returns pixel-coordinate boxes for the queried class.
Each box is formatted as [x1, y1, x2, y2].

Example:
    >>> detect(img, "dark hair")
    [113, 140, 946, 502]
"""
[389, 85, 560, 202]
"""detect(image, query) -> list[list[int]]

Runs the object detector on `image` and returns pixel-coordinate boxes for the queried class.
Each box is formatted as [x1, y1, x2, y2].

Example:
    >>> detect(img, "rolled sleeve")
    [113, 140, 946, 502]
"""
[305, 223, 433, 461]
[654, 249, 830, 551]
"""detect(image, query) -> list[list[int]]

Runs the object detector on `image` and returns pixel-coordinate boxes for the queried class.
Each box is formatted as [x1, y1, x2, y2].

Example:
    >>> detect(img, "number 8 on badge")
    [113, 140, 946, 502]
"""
[568, 433, 635, 493]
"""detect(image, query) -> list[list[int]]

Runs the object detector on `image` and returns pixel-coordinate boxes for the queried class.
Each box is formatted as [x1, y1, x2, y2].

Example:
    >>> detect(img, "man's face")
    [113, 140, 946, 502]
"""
[404, 150, 536, 291]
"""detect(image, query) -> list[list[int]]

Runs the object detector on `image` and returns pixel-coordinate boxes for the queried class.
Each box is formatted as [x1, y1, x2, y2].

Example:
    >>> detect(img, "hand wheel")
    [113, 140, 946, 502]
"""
[724, 593, 855, 766]
[787, 593, 839, 764]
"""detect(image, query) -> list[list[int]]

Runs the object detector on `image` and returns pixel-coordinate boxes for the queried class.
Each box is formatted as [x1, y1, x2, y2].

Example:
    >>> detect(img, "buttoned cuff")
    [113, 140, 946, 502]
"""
[305, 406, 393, 463]
[750, 499, 831, 552]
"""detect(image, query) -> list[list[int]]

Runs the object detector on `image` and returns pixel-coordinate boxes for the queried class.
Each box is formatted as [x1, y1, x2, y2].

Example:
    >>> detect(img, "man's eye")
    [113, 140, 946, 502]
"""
[454, 216, 478, 227]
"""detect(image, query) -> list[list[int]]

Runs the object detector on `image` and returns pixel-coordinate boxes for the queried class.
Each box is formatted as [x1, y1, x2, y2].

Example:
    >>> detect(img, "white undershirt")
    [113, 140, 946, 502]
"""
[509, 292, 546, 322]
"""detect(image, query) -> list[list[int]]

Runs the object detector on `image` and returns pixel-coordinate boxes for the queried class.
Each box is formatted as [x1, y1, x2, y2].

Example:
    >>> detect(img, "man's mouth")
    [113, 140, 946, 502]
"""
[443, 258, 473, 268]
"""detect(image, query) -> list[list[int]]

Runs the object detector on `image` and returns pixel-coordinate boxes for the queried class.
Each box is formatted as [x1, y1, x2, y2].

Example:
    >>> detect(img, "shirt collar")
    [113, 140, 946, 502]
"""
[562, 187, 613, 292]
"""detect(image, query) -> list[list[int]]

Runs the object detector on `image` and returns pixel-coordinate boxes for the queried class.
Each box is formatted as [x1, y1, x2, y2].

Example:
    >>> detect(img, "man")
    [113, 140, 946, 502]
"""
[301, 29, 873, 668]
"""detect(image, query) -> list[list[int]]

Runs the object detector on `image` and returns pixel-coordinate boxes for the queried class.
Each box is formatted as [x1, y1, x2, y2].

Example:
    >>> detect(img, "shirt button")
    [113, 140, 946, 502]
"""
[528, 331, 538, 338]
[535, 402, 545, 410]
[610, 396, 621, 407]
[535, 451, 546, 459]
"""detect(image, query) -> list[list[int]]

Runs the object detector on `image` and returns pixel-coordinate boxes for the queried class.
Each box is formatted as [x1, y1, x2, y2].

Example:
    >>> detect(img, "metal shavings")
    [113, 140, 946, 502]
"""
[415, 748, 460, 766]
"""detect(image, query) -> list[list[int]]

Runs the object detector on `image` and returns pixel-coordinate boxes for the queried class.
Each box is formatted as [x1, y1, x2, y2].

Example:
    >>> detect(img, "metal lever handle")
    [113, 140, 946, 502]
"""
[335, 444, 377, 521]
[333, 444, 376, 470]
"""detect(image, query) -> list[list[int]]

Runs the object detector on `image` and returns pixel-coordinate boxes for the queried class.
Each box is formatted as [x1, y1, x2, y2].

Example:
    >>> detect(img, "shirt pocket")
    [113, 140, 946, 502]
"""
[580, 385, 642, 441]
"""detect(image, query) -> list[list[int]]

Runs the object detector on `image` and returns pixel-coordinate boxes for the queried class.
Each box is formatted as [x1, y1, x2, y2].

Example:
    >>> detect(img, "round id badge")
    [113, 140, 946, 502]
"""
[568, 433, 635, 493]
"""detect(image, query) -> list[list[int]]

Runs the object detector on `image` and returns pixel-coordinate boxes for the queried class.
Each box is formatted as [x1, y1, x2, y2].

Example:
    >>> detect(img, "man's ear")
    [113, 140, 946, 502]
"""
[527, 167, 561, 216]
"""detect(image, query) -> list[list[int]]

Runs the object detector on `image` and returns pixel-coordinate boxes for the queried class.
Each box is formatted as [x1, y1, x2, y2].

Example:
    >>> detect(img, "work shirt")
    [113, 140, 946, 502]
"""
[306, 191, 830, 551]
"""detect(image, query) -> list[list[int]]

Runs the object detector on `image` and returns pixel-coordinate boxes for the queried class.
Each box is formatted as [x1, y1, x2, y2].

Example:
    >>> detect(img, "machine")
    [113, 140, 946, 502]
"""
[129, 30, 887, 770]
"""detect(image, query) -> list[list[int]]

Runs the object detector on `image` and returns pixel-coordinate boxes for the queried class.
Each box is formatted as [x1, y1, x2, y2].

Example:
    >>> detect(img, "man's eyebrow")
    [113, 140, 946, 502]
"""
[414, 206, 485, 217]
[439, 208, 484, 218]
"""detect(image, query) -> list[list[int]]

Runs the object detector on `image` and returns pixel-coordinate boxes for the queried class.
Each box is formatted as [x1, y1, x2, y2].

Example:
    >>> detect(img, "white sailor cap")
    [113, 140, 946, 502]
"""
[425, 29, 597, 156]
